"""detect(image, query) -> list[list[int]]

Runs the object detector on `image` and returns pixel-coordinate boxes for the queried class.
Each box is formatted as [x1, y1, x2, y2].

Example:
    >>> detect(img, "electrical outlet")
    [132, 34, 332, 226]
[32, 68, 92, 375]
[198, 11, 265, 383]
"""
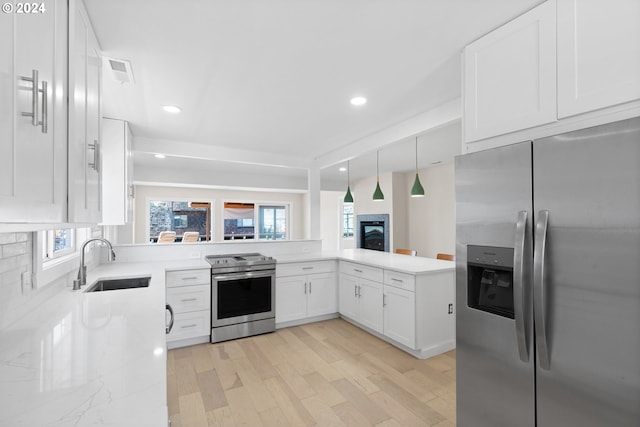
[302, 247, 310, 253]
[189, 251, 201, 259]
[448, 303, 454, 314]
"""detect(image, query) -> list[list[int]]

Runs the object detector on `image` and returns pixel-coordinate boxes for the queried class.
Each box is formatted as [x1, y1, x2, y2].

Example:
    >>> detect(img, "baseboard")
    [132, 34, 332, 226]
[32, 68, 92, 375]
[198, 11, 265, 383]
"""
[276, 312, 339, 329]
[167, 335, 210, 350]
[340, 315, 456, 360]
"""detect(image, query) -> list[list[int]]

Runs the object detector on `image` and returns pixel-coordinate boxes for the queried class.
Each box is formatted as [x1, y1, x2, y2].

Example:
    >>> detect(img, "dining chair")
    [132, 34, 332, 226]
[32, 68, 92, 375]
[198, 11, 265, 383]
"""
[157, 231, 176, 243]
[436, 253, 454, 261]
[182, 232, 199, 242]
[395, 249, 417, 256]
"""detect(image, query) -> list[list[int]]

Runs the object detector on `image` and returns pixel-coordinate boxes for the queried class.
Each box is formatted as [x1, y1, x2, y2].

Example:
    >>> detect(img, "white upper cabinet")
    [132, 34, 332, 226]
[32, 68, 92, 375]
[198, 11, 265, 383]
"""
[0, 0, 68, 223]
[68, 0, 102, 223]
[463, 0, 557, 143]
[557, 0, 640, 118]
[101, 118, 133, 225]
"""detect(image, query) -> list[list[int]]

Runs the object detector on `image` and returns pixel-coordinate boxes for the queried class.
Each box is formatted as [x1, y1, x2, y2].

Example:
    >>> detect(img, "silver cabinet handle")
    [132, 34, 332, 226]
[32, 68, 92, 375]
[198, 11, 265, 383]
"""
[180, 298, 198, 302]
[304, 282, 307, 294]
[383, 294, 387, 307]
[354, 268, 363, 273]
[89, 140, 100, 172]
[357, 285, 361, 298]
[166, 304, 175, 334]
[514, 210, 529, 363]
[391, 278, 403, 283]
[181, 276, 198, 281]
[302, 266, 314, 270]
[354, 284, 357, 297]
[40, 80, 47, 133]
[533, 210, 550, 370]
[181, 324, 197, 329]
[309, 282, 311, 293]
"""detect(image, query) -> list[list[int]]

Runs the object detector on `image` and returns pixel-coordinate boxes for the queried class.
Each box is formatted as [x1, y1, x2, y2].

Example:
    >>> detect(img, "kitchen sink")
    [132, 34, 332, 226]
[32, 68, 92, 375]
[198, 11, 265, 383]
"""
[85, 276, 151, 292]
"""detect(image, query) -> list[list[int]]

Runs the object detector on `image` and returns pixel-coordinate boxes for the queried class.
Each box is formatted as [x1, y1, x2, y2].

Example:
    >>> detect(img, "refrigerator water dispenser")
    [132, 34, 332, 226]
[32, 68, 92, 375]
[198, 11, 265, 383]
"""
[467, 245, 514, 319]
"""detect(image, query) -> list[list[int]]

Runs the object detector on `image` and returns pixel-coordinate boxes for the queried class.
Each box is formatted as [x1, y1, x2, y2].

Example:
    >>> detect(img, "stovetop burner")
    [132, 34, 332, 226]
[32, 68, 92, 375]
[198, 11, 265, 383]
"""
[205, 253, 275, 273]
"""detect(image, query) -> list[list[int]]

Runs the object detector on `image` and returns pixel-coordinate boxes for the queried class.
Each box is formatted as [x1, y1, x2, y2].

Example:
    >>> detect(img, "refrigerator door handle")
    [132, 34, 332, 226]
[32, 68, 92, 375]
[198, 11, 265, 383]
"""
[534, 210, 551, 370]
[514, 210, 529, 362]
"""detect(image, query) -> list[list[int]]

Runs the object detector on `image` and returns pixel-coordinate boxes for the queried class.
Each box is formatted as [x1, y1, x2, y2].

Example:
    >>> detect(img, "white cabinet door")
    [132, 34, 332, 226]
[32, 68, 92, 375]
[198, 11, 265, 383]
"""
[101, 119, 133, 225]
[557, 0, 640, 118]
[383, 285, 416, 349]
[0, 0, 67, 223]
[68, 0, 101, 223]
[358, 278, 383, 334]
[464, 0, 557, 142]
[339, 273, 359, 321]
[276, 275, 307, 323]
[307, 273, 336, 318]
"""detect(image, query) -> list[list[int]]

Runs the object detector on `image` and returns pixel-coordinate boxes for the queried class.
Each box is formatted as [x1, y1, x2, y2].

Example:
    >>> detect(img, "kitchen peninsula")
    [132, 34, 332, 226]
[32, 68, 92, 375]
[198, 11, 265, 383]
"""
[0, 244, 454, 425]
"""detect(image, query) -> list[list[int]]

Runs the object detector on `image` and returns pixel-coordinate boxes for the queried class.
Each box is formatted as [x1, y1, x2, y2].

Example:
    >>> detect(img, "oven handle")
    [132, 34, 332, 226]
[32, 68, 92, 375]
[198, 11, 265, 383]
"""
[212, 271, 275, 281]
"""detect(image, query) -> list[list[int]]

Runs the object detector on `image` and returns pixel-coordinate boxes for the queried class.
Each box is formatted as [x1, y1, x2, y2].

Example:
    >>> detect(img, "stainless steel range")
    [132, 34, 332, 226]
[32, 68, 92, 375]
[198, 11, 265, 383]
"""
[205, 253, 276, 343]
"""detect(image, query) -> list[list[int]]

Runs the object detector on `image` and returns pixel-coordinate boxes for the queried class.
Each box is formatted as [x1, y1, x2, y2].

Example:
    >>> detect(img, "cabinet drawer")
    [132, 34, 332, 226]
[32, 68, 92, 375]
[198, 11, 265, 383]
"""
[167, 284, 210, 313]
[384, 270, 415, 292]
[166, 269, 210, 287]
[339, 261, 383, 283]
[167, 310, 210, 342]
[276, 260, 335, 277]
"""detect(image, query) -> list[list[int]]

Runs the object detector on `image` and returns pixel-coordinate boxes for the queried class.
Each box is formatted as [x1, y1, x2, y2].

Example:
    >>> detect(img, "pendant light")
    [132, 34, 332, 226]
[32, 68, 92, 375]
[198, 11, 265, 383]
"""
[372, 150, 384, 201]
[344, 161, 354, 203]
[410, 137, 425, 197]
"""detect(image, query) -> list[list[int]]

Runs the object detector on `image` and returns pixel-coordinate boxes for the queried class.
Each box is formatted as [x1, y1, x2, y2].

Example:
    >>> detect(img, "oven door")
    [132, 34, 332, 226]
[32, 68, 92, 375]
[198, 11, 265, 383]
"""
[211, 270, 275, 327]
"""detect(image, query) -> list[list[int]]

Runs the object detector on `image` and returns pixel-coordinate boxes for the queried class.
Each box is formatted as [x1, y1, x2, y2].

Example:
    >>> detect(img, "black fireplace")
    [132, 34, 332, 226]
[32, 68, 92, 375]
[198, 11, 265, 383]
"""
[356, 214, 389, 252]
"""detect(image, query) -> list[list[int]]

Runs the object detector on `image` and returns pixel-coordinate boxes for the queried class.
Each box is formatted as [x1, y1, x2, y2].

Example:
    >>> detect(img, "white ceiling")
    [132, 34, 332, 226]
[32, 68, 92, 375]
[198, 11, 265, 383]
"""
[84, 0, 541, 188]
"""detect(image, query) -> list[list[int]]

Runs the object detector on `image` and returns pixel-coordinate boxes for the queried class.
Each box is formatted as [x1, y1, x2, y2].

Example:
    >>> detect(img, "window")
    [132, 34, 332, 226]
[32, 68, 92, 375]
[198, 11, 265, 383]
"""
[44, 229, 75, 260]
[343, 203, 354, 238]
[223, 202, 255, 240]
[259, 206, 287, 240]
[149, 200, 212, 242]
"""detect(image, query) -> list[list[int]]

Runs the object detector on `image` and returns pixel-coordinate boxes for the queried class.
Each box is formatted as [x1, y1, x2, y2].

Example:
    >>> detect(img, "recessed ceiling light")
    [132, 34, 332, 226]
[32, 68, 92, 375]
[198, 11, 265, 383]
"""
[350, 96, 367, 106]
[154, 154, 166, 159]
[339, 167, 347, 172]
[162, 105, 182, 113]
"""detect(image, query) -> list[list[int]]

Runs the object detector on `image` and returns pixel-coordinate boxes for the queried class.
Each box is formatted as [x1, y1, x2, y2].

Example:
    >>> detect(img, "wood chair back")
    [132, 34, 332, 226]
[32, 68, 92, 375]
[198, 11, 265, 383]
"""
[436, 253, 454, 261]
[157, 231, 176, 243]
[182, 232, 200, 242]
[395, 249, 417, 256]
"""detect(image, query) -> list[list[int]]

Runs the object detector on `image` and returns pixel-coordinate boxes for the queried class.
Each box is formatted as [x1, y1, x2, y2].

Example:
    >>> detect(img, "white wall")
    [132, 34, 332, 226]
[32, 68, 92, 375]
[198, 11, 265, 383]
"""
[133, 185, 306, 244]
[320, 191, 341, 251]
[407, 163, 456, 258]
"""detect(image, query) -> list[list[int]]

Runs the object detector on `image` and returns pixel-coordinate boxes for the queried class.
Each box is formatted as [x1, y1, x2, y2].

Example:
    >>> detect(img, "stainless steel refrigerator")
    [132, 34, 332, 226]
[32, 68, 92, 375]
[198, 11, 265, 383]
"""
[455, 117, 640, 427]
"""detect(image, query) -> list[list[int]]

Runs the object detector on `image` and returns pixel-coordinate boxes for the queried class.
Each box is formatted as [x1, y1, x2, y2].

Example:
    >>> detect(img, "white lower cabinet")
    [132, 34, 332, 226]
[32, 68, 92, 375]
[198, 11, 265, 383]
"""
[383, 284, 415, 348]
[276, 261, 336, 324]
[166, 268, 210, 348]
[338, 270, 383, 334]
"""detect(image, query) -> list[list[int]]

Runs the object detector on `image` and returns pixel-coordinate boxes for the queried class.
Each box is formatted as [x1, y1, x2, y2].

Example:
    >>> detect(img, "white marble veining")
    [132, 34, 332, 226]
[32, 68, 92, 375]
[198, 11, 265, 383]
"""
[0, 260, 206, 427]
[275, 248, 455, 274]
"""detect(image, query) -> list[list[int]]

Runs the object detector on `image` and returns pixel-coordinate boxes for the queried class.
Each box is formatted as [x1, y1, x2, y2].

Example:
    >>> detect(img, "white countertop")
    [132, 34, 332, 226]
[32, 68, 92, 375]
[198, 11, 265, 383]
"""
[0, 250, 450, 426]
[0, 259, 207, 427]
[275, 248, 455, 274]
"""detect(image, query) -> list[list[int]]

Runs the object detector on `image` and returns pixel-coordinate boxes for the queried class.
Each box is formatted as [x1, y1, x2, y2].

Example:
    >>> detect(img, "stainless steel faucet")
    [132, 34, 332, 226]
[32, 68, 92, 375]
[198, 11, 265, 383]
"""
[73, 238, 116, 290]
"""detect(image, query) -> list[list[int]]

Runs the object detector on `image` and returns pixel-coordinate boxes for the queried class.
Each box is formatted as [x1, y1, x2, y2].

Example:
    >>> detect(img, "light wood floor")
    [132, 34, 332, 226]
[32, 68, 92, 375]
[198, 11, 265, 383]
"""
[167, 318, 456, 427]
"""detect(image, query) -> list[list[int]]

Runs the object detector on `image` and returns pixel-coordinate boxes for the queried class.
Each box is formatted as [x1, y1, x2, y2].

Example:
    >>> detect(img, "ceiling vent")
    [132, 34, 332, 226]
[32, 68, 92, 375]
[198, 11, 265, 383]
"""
[103, 56, 135, 84]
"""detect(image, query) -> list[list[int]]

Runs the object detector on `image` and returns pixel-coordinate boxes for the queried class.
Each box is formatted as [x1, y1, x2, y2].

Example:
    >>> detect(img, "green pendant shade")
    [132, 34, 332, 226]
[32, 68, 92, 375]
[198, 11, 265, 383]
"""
[344, 186, 354, 203]
[410, 136, 425, 197]
[373, 181, 384, 200]
[411, 173, 425, 197]
[344, 160, 354, 203]
[372, 150, 384, 201]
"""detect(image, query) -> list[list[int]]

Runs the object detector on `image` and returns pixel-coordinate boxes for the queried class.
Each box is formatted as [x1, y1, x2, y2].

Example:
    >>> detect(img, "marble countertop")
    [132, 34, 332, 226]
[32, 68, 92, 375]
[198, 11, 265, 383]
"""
[275, 248, 455, 274]
[0, 259, 207, 427]
[0, 250, 451, 426]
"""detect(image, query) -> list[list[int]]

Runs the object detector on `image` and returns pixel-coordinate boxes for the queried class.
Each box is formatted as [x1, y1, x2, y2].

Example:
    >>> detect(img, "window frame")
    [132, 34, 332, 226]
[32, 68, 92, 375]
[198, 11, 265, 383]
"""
[342, 202, 354, 239]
